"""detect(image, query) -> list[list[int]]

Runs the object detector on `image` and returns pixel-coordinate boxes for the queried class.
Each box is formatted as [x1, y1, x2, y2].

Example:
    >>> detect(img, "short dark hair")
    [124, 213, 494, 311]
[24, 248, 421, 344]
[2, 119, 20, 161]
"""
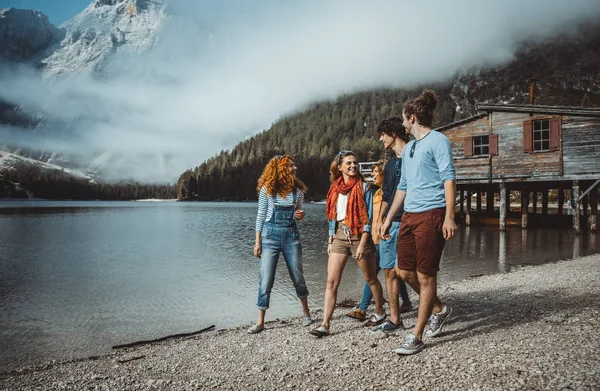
[403, 89, 437, 128]
[376, 117, 409, 143]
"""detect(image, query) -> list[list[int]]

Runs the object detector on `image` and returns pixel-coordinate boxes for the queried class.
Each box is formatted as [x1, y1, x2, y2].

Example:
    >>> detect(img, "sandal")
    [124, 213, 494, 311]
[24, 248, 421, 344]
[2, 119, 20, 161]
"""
[345, 308, 367, 321]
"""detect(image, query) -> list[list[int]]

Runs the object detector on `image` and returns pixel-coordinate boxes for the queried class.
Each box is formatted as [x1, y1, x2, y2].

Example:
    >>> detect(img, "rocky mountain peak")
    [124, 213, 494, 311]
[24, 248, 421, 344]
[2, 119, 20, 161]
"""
[0, 8, 62, 63]
[42, 0, 168, 77]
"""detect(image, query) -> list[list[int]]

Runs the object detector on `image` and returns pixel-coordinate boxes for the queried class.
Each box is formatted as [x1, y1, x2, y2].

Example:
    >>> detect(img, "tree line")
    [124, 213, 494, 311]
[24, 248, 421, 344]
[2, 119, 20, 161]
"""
[1, 164, 176, 200]
[178, 85, 459, 201]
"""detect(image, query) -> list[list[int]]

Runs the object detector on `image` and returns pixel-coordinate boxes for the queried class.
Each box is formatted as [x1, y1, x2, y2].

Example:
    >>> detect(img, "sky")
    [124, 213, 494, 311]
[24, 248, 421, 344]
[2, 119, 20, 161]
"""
[1, 0, 600, 183]
[0, 0, 90, 24]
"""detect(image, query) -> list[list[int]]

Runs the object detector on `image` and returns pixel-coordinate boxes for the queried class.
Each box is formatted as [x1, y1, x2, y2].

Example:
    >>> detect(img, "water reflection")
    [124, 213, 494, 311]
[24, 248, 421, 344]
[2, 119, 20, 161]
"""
[498, 231, 507, 273]
[0, 200, 599, 371]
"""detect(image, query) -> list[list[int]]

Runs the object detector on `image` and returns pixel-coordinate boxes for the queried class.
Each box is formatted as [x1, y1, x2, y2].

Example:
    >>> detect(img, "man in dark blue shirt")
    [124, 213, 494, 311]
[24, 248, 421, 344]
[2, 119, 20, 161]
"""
[368, 117, 413, 334]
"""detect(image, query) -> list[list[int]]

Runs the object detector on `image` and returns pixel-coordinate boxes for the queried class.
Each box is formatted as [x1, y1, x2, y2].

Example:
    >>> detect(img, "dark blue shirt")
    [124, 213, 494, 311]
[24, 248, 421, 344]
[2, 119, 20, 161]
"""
[382, 156, 404, 222]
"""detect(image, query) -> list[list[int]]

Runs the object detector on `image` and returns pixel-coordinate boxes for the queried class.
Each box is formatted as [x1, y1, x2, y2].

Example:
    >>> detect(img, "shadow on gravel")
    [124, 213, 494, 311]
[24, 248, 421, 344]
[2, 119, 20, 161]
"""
[426, 286, 600, 346]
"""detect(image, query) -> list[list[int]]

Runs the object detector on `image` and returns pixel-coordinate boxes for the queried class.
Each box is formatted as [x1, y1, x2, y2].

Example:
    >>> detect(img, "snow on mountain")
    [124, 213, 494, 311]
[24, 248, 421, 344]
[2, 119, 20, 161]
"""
[42, 0, 168, 77]
[0, 150, 94, 182]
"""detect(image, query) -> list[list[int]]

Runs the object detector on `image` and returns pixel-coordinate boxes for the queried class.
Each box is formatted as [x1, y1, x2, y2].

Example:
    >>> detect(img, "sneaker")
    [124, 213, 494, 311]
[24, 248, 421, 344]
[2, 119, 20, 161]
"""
[393, 334, 425, 355]
[363, 312, 386, 327]
[400, 301, 414, 313]
[309, 325, 329, 338]
[247, 324, 264, 334]
[302, 316, 313, 327]
[370, 320, 404, 335]
[345, 308, 367, 321]
[425, 305, 453, 337]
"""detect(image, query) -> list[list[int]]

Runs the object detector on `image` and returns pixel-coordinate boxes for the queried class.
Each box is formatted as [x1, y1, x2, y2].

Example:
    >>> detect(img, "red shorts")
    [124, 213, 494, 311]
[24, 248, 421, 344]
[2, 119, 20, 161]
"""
[396, 208, 446, 276]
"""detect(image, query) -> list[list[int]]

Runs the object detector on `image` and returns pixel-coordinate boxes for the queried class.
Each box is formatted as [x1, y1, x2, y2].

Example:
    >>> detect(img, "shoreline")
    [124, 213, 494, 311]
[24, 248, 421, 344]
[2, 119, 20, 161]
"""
[2, 254, 599, 390]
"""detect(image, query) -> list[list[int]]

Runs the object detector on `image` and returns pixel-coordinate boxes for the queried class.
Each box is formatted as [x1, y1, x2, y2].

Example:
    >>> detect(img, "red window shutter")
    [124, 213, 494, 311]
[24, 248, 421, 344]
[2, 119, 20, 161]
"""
[523, 120, 533, 153]
[489, 134, 498, 156]
[549, 117, 561, 151]
[464, 137, 473, 156]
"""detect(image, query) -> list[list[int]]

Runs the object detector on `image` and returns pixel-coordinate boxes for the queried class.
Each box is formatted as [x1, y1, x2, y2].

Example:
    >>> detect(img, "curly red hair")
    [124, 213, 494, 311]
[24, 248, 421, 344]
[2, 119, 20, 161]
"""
[257, 155, 307, 197]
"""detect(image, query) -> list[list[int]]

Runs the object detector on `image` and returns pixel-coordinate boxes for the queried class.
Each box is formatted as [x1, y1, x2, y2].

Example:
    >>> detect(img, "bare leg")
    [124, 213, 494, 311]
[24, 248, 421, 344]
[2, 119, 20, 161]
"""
[356, 254, 385, 316]
[413, 272, 444, 339]
[256, 309, 266, 327]
[384, 268, 401, 324]
[398, 269, 443, 311]
[300, 297, 310, 317]
[322, 253, 349, 328]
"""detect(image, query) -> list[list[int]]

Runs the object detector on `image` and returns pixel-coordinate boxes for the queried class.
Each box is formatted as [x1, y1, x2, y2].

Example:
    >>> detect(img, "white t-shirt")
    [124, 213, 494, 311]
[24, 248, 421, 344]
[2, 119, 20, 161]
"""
[336, 194, 348, 221]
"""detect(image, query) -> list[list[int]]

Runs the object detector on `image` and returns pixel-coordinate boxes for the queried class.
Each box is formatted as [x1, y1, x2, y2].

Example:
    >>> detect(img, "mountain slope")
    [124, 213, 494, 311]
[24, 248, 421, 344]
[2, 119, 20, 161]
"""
[177, 25, 600, 201]
[42, 0, 168, 77]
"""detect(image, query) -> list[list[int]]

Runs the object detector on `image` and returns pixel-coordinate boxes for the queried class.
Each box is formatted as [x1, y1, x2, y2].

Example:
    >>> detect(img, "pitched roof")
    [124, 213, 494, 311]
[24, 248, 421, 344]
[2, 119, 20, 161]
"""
[476, 103, 600, 117]
[434, 113, 488, 132]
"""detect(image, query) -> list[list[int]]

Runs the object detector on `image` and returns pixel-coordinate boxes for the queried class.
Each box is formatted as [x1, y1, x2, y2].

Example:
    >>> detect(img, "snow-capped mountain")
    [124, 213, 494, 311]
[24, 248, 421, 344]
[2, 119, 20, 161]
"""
[42, 0, 168, 77]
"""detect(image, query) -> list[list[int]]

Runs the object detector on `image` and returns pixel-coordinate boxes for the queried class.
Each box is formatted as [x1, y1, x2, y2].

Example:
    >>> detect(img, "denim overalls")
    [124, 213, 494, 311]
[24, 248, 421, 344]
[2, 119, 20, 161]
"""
[257, 189, 309, 310]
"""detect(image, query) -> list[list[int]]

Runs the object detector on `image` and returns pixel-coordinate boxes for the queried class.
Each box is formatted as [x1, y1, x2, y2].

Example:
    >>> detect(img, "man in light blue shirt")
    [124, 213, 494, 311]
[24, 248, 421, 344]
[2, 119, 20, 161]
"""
[381, 89, 457, 355]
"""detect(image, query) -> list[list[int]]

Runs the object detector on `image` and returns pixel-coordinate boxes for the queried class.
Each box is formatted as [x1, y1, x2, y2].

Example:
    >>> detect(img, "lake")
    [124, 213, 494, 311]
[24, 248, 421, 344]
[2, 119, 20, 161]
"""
[1, 200, 599, 371]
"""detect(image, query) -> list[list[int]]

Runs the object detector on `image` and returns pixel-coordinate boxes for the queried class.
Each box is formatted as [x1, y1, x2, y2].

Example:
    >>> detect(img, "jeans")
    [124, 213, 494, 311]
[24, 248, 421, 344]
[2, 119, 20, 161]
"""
[358, 244, 410, 312]
[257, 225, 308, 310]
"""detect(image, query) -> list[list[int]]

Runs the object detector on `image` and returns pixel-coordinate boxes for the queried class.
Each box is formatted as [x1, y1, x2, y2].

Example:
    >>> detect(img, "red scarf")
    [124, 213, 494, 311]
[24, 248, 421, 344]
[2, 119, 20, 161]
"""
[326, 176, 369, 236]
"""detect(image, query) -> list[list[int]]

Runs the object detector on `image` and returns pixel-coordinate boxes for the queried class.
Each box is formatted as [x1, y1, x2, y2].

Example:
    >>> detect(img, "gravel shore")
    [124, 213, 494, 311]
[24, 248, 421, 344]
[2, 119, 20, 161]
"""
[2, 254, 599, 391]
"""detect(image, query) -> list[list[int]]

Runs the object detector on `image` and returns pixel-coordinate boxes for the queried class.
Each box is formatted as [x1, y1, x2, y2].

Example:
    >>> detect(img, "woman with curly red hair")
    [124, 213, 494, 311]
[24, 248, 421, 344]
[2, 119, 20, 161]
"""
[248, 155, 312, 334]
[309, 151, 385, 337]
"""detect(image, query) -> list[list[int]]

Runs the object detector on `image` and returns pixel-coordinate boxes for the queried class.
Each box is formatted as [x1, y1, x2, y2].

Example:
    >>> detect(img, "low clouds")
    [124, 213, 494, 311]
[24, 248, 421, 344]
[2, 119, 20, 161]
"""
[1, 0, 599, 182]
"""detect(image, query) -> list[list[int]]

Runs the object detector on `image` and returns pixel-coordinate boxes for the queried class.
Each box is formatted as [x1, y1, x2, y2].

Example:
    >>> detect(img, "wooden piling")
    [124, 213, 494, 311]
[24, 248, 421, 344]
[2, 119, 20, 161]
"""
[558, 189, 564, 215]
[486, 190, 494, 215]
[542, 190, 549, 215]
[500, 183, 506, 231]
[521, 191, 529, 229]
[590, 188, 598, 232]
[466, 190, 472, 226]
[573, 182, 581, 234]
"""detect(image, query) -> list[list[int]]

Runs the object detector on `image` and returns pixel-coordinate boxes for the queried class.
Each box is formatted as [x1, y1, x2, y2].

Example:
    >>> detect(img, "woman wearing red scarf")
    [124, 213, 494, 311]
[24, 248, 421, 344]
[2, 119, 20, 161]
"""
[309, 151, 386, 337]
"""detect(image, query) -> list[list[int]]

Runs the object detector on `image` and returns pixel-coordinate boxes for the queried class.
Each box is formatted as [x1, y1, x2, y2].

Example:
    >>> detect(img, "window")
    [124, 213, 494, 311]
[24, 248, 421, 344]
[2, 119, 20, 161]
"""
[533, 119, 550, 151]
[463, 134, 497, 157]
[523, 117, 560, 153]
[472, 135, 489, 155]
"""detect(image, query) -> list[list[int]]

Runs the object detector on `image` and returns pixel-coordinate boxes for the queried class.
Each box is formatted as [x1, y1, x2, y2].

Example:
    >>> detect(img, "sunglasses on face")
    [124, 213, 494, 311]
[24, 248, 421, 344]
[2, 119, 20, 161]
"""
[337, 150, 353, 165]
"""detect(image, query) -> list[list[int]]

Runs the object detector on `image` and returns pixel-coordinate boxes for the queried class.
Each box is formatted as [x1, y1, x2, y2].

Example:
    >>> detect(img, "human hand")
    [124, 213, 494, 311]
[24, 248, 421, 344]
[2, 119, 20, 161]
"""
[253, 244, 261, 258]
[443, 217, 457, 240]
[356, 244, 365, 261]
[294, 209, 305, 221]
[380, 220, 392, 240]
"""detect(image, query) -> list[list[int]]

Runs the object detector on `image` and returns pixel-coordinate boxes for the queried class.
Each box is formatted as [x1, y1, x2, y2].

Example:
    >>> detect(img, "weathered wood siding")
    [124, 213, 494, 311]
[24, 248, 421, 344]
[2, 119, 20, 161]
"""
[562, 116, 600, 176]
[490, 112, 561, 179]
[442, 116, 490, 182]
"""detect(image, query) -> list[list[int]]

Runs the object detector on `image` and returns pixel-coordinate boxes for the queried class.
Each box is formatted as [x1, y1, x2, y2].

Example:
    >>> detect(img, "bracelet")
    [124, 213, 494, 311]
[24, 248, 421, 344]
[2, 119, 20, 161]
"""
[254, 244, 261, 247]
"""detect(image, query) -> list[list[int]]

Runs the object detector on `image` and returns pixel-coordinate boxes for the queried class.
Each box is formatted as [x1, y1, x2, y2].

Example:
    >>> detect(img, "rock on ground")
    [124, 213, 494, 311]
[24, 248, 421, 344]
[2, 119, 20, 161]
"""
[1, 254, 599, 390]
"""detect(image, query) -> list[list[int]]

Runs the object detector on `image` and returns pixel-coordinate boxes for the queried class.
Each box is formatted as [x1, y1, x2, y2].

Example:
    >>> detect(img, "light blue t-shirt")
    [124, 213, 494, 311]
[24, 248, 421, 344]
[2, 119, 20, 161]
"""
[398, 130, 456, 213]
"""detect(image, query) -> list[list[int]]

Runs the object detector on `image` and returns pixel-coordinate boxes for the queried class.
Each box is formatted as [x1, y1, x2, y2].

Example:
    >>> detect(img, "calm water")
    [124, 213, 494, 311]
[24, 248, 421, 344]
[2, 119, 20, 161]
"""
[1, 200, 599, 371]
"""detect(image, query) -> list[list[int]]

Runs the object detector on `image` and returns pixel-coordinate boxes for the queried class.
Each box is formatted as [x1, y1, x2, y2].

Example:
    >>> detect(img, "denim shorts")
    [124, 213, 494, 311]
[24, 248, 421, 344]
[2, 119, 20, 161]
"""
[378, 220, 400, 269]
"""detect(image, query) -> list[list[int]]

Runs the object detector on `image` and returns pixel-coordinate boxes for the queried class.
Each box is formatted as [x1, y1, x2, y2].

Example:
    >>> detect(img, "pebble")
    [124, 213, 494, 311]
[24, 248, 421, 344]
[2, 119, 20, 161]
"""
[2, 254, 600, 390]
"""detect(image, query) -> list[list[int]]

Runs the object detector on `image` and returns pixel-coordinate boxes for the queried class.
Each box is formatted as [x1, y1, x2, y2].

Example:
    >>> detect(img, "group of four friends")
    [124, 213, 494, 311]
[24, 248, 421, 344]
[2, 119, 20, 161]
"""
[249, 89, 457, 355]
